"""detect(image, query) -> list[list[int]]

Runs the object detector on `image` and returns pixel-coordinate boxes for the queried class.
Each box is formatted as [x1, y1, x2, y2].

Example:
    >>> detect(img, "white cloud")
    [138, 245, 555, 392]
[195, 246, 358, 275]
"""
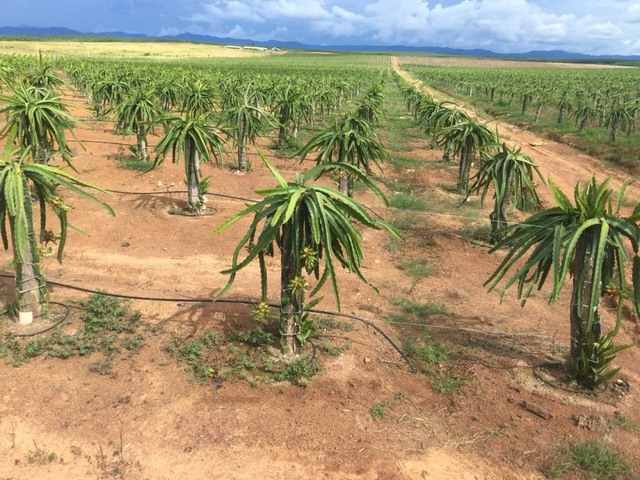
[186, 0, 332, 24]
[181, 0, 640, 55]
[627, 3, 640, 23]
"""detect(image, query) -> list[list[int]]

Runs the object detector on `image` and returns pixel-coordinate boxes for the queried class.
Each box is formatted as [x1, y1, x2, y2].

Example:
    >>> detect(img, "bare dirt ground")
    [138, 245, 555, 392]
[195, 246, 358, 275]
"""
[396, 55, 628, 69]
[0, 70, 639, 479]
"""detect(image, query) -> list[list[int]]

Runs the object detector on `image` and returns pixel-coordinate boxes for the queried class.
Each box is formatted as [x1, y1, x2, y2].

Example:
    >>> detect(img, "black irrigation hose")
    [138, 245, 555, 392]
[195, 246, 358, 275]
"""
[0, 274, 416, 373]
[310, 308, 416, 373]
[8, 302, 71, 338]
[104, 188, 257, 203]
[70, 139, 133, 147]
[67, 138, 306, 161]
[107, 189, 188, 196]
[211, 192, 258, 203]
[103, 188, 385, 220]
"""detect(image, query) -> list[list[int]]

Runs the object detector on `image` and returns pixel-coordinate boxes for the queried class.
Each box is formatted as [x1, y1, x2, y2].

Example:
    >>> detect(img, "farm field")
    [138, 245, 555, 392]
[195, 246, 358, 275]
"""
[0, 49, 639, 479]
[399, 57, 640, 172]
[397, 55, 631, 69]
[0, 40, 281, 58]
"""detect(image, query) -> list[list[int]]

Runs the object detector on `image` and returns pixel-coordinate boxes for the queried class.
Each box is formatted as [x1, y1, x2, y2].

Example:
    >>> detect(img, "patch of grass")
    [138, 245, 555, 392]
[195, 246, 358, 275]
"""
[27, 442, 57, 465]
[111, 150, 152, 172]
[121, 334, 145, 354]
[81, 294, 141, 335]
[404, 336, 451, 365]
[318, 339, 351, 356]
[418, 234, 437, 247]
[23, 337, 46, 357]
[392, 296, 454, 318]
[200, 331, 221, 347]
[383, 235, 403, 252]
[550, 441, 634, 479]
[614, 411, 640, 431]
[436, 182, 459, 194]
[230, 327, 274, 346]
[0, 333, 20, 360]
[385, 178, 413, 194]
[431, 370, 468, 394]
[388, 155, 423, 169]
[389, 192, 428, 211]
[277, 358, 321, 387]
[168, 205, 185, 215]
[400, 258, 436, 292]
[389, 213, 420, 232]
[460, 223, 493, 244]
[88, 359, 113, 376]
[312, 317, 356, 332]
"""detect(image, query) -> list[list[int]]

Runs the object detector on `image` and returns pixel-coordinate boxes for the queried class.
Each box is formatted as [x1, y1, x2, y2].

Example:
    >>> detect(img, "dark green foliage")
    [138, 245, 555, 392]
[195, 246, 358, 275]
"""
[81, 293, 141, 335]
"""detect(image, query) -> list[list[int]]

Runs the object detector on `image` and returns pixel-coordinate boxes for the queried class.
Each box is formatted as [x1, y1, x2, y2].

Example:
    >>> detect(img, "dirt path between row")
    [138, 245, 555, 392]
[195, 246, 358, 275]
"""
[391, 57, 640, 205]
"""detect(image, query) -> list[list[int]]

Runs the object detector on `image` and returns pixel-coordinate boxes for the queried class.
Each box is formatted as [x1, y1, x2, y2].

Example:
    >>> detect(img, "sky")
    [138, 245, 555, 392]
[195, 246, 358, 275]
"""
[4, 0, 640, 55]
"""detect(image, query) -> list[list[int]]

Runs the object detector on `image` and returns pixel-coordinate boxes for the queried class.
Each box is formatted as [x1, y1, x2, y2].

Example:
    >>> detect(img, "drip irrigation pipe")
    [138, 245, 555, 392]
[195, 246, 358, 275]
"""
[0, 274, 416, 373]
[104, 189, 257, 203]
[100, 188, 384, 220]
[6, 302, 71, 337]
[66, 138, 306, 161]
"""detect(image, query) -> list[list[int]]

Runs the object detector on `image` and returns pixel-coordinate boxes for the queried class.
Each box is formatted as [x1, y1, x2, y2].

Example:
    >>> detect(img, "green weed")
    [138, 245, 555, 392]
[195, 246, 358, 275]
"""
[277, 358, 321, 387]
[400, 258, 435, 292]
[233, 327, 274, 346]
[431, 370, 468, 394]
[370, 402, 390, 420]
[370, 393, 403, 421]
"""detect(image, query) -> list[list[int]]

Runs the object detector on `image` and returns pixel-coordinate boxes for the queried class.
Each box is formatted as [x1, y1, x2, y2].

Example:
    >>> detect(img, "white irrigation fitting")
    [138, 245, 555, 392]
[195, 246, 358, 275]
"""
[19, 310, 33, 325]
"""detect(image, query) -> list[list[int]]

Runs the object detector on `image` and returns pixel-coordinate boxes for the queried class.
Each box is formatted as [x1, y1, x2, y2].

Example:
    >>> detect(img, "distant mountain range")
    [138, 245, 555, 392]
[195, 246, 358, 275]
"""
[2, 25, 640, 61]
